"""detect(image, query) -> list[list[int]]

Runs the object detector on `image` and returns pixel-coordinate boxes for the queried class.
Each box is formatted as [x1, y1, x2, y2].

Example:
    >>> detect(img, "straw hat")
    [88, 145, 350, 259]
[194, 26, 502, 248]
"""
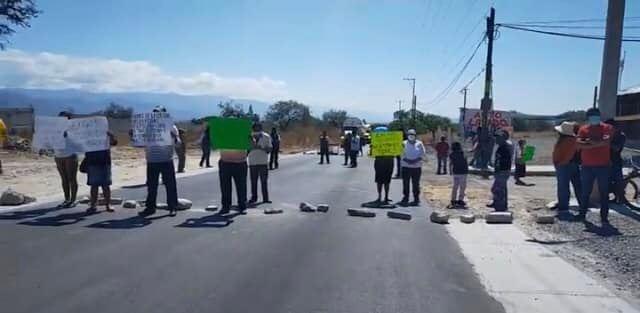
[554, 121, 577, 136]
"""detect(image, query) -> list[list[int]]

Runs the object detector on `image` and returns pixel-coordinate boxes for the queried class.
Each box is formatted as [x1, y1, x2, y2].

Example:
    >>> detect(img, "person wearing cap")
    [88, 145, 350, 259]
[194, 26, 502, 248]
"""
[248, 122, 273, 204]
[489, 129, 513, 212]
[138, 105, 180, 217]
[400, 129, 425, 206]
[54, 111, 79, 208]
[553, 121, 582, 212]
[605, 119, 626, 204]
[319, 130, 330, 165]
[576, 108, 612, 223]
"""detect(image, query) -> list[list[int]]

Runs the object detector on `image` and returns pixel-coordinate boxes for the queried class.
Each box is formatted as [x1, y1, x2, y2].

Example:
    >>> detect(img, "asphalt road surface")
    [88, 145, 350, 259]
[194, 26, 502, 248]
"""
[0, 154, 505, 313]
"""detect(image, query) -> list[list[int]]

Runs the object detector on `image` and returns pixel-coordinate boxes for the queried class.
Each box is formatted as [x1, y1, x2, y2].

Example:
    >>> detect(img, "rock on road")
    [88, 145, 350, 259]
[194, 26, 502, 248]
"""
[0, 155, 504, 313]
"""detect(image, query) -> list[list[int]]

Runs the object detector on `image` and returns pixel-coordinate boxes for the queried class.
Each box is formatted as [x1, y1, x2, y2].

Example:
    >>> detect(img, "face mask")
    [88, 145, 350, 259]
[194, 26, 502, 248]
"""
[408, 135, 416, 141]
[588, 116, 600, 125]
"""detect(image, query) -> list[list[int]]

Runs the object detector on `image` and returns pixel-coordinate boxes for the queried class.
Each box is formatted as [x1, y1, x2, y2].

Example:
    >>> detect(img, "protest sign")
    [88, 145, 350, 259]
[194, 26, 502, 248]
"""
[32, 116, 68, 151]
[523, 145, 536, 162]
[459, 108, 512, 136]
[371, 131, 403, 157]
[131, 112, 173, 147]
[207, 117, 251, 150]
[66, 116, 109, 152]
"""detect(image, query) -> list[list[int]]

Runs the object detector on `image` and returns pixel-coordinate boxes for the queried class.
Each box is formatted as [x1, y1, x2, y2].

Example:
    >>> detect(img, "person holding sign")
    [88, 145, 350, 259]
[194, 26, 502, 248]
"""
[400, 129, 425, 206]
[84, 131, 118, 213]
[137, 106, 180, 217]
[54, 111, 79, 208]
[248, 122, 273, 205]
[371, 127, 397, 205]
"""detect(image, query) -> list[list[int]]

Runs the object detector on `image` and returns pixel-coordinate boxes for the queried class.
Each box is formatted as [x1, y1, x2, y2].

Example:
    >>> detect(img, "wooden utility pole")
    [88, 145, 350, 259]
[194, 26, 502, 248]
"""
[598, 0, 625, 119]
[478, 7, 495, 169]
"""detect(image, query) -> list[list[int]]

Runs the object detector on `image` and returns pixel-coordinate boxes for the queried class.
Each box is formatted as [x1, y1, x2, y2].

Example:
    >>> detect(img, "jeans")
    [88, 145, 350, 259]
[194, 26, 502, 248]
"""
[437, 156, 447, 174]
[491, 171, 510, 211]
[270, 146, 279, 169]
[200, 144, 211, 167]
[350, 150, 358, 167]
[402, 167, 422, 201]
[319, 149, 330, 164]
[146, 161, 178, 210]
[249, 164, 269, 202]
[580, 166, 610, 219]
[451, 174, 467, 201]
[55, 155, 78, 202]
[555, 163, 582, 211]
[219, 160, 247, 210]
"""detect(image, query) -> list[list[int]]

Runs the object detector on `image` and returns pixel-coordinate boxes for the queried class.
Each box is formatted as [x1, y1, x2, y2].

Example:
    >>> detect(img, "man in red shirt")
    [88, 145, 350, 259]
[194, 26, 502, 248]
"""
[435, 136, 450, 175]
[576, 108, 612, 223]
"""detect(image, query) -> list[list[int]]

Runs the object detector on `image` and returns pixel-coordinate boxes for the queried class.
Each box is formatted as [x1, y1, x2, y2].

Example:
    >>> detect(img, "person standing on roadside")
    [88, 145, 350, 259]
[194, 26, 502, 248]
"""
[199, 124, 212, 168]
[489, 129, 513, 212]
[248, 122, 272, 205]
[85, 131, 118, 213]
[175, 128, 186, 173]
[606, 119, 626, 204]
[435, 136, 449, 175]
[576, 108, 612, 223]
[319, 130, 330, 165]
[342, 132, 352, 166]
[349, 132, 361, 168]
[449, 142, 468, 207]
[55, 111, 79, 208]
[513, 139, 531, 186]
[400, 129, 425, 206]
[269, 127, 280, 170]
[552, 121, 582, 212]
[138, 106, 180, 217]
[218, 124, 249, 215]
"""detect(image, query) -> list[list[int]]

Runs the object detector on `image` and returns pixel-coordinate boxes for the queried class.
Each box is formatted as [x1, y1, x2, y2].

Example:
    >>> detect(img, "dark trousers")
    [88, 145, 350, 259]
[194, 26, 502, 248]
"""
[250, 164, 269, 202]
[146, 161, 178, 210]
[437, 156, 447, 174]
[200, 144, 211, 167]
[320, 149, 330, 164]
[175, 146, 186, 172]
[402, 167, 422, 201]
[270, 148, 279, 169]
[343, 147, 350, 165]
[350, 150, 358, 167]
[395, 156, 402, 177]
[555, 163, 582, 211]
[219, 160, 247, 210]
[580, 166, 610, 220]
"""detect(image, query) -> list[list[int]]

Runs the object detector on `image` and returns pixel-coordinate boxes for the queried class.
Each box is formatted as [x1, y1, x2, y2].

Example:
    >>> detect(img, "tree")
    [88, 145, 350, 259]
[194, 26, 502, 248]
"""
[389, 109, 452, 139]
[264, 100, 311, 130]
[0, 0, 40, 49]
[218, 101, 245, 118]
[103, 102, 133, 119]
[321, 109, 348, 128]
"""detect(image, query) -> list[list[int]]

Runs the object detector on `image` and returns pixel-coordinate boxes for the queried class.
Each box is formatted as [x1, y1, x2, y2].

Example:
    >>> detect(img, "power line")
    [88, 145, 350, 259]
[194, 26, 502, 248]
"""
[503, 23, 640, 30]
[497, 24, 640, 42]
[460, 68, 485, 92]
[506, 16, 640, 25]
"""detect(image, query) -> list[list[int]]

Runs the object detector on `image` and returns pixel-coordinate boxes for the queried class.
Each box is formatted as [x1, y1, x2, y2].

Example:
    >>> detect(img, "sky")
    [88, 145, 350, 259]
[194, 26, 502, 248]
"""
[1, 0, 639, 120]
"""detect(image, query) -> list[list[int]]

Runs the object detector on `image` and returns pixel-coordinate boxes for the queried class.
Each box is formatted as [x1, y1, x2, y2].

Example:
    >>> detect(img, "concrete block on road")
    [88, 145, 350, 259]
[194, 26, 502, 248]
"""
[486, 211, 513, 224]
[460, 214, 476, 224]
[177, 198, 193, 210]
[348, 208, 376, 218]
[387, 210, 412, 220]
[122, 200, 138, 209]
[430, 212, 450, 224]
[299, 202, 316, 212]
[205, 205, 219, 212]
[536, 214, 555, 224]
[317, 204, 330, 213]
[264, 208, 283, 215]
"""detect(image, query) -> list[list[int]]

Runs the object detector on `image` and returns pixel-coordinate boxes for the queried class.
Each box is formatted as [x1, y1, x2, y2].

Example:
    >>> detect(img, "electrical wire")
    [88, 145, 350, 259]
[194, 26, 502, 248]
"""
[503, 23, 640, 30]
[497, 24, 640, 42]
[460, 68, 485, 92]
[506, 16, 640, 25]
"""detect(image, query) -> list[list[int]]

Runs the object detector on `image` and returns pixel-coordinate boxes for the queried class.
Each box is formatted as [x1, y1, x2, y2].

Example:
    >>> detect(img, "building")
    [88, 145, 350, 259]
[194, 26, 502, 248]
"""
[616, 85, 640, 150]
[0, 107, 34, 136]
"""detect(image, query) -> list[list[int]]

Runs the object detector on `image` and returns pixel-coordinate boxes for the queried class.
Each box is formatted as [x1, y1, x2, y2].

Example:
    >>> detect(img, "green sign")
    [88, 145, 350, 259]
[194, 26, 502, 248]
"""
[206, 117, 251, 150]
[523, 145, 535, 162]
[371, 131, 403, 156]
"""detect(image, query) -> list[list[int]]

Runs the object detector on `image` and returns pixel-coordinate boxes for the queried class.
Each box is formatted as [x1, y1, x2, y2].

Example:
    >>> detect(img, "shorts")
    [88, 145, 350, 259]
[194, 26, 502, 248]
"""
[374, 157, 394, 184]
[87, 165, 112, 187]
[515, 163, 526, 178]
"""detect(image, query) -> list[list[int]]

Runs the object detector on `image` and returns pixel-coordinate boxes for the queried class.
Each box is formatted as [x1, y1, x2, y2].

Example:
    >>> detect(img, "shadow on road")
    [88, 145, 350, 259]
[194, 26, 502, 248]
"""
[0, 206, 65, 221]
[87, 214, 172, 229]
[609, 203, 640, 223]
[175, 213, 237, 228]
[583, 220, 622, 237]
[18, 211, 101, 227]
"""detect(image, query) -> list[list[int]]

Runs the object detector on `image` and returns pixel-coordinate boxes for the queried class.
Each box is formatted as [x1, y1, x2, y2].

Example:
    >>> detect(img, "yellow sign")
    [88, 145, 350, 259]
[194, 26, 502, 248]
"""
[371, 131, 403, 156]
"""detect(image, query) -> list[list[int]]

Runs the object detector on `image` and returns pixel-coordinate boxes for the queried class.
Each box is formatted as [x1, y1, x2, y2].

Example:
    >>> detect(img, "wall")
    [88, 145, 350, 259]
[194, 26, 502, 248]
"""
[0, 107, 34, 136]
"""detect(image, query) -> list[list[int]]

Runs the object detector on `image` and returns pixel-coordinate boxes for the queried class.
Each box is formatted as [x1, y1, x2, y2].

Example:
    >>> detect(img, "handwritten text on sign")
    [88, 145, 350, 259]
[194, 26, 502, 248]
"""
[66, 117, 109, 152]
[131, 113, 173, 147]
[371, 131, 403, 157]
[32, 116, 68, 150]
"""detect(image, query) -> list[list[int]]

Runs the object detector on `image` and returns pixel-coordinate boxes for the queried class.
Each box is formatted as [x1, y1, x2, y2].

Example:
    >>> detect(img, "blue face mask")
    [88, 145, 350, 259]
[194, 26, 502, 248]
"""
[588, 116, 601, 125]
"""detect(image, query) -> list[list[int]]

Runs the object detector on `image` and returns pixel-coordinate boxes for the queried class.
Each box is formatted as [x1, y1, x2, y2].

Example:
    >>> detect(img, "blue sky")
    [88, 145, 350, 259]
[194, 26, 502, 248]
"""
[1, 0, 639, 120]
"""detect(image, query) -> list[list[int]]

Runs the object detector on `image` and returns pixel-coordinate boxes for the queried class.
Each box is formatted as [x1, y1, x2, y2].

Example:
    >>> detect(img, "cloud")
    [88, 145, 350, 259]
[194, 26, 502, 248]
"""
[0, 49, 287, 101]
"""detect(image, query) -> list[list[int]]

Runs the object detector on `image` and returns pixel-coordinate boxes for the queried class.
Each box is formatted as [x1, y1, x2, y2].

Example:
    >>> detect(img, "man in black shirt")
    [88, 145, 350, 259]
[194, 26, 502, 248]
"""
[606, 119, 626, 203]
[490, 129, 513, 211]
[319, 131, 330, 164]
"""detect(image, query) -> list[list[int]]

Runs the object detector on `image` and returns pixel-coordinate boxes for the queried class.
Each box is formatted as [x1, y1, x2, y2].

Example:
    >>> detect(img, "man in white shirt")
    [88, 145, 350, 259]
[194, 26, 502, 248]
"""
[248, 122, 273, 204]
[400, 129, 426, 206]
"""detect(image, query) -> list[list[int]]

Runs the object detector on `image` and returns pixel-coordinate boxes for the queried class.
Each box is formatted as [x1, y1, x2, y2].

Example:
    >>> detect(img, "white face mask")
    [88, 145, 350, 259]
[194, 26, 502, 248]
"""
[408, 135, 416, 141]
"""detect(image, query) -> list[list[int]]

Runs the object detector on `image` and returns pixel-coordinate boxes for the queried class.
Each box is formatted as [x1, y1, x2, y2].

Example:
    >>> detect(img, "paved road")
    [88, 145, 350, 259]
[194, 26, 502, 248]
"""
[0, 155, 504, 313]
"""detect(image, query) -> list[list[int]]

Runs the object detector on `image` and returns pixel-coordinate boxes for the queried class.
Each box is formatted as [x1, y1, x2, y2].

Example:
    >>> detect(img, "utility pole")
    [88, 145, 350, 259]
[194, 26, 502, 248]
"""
[397, 100, 404, 130]
[477, 7, 495, 169]
[593, 86, 598, 109]
[598, 0, 625, 120]
[460, 87, 468, 137]
[403, 78, 416, 128]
